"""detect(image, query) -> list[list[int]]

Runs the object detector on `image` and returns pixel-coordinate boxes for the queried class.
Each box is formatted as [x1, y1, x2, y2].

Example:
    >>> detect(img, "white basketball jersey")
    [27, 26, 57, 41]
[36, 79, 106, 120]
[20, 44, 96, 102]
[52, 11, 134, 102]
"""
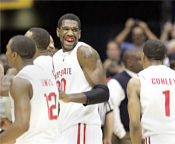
[10, 65, 59, 144]
[53, 42, 101, 131]
[138, 65, 175, 138]
[34, 55, 54, 77]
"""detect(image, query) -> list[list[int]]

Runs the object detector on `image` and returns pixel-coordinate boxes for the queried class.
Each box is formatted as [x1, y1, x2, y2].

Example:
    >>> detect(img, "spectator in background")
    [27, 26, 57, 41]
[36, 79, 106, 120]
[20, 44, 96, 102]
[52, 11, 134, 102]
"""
[115, 18, 157, 57]
[169, 51, 175, 70]
[160, 22, 175, 43]
[98, 99, 114, 144]
[103, 40, 124, 80]
[108, 48, 143, 144]
[0, 54, 9, 75]
[163, 40, 175, 66]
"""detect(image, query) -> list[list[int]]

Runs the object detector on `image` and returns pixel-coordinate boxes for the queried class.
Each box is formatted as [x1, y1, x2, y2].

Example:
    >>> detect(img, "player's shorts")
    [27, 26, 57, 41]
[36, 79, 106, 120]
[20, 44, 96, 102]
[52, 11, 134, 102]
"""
[145, 134, 175, 144]
[57, 123, 102, 144]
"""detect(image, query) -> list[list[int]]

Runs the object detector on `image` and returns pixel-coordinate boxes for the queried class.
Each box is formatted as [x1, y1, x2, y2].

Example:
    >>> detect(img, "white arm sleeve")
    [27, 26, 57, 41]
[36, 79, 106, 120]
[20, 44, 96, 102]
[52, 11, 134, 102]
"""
[108, 79, 126, 138]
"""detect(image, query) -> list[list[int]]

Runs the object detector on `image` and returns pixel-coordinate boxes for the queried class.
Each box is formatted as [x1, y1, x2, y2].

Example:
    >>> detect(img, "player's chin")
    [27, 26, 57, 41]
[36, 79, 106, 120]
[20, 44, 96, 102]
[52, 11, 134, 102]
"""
[63, 43, 77, 51]
[63, 45, 73, 51]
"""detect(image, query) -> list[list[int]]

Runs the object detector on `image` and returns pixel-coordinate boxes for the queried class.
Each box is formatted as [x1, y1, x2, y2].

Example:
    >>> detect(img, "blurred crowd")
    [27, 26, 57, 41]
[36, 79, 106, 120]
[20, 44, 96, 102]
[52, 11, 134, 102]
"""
[0, 18, 175, 144]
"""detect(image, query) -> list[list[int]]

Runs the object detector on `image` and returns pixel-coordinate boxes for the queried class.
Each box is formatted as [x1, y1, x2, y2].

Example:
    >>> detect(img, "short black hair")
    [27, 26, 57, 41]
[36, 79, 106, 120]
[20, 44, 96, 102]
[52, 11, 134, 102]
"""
[143, 39, 166, 60]
[122, 48, 141, 66]
[28, 27, 50, 50]
[57, 13, 81, 29]
[10, 35, 36, 59]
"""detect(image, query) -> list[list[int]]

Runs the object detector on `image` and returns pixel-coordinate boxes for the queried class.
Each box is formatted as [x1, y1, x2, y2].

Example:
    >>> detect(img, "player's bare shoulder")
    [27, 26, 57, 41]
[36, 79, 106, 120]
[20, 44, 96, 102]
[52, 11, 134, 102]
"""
[127, 77, 141, 99]
[10, 77, 33, 99]
[77, 45, 100, 68]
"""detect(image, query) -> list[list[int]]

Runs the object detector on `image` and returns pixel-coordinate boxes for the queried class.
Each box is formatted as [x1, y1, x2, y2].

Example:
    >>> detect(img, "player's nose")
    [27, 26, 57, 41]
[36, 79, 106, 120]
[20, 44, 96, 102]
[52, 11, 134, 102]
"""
[67, 29, 74, 36]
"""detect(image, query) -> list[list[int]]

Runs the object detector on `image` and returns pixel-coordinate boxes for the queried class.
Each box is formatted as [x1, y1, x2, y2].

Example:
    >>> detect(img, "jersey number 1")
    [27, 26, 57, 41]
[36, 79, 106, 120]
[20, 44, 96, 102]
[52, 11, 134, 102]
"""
[163, 90, 170, 117]
[44, 92, 58, 120]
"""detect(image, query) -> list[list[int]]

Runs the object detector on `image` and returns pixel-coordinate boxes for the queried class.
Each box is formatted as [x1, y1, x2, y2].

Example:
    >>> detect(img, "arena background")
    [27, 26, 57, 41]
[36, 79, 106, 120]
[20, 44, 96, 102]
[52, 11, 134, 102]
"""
[0, 1, 175, 61]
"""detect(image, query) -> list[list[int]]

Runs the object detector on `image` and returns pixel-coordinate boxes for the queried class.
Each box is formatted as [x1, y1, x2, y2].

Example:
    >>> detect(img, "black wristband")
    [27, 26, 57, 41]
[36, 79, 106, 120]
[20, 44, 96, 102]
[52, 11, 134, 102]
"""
[84, 84, 109, 105]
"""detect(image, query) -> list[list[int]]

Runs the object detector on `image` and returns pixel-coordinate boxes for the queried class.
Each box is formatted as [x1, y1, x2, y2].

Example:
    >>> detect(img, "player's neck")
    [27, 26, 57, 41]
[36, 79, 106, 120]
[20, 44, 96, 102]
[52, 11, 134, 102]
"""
[38, 50, 48, 56]
[145, 60, 163, 68]
[16, 60, 33, 72]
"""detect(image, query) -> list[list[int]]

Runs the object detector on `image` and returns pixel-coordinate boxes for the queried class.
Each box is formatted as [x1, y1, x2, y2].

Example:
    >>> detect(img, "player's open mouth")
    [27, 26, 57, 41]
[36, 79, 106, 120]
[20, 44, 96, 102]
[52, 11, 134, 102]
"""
[65, 37, 74, 43]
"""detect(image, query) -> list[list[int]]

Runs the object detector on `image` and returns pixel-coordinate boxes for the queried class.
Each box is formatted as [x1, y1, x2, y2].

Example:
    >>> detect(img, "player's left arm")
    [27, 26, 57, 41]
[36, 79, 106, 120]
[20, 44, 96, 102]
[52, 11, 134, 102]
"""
[127, 77, 142, 144]
[59, 45, 109, 105]
[0, 77, 31, 144]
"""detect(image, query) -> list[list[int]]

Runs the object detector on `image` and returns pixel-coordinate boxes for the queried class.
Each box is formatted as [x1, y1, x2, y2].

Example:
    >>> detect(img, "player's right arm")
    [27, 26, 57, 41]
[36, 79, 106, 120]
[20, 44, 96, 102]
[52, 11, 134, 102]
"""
[127, 77, 142, 144]
[0, 77, 32, 144]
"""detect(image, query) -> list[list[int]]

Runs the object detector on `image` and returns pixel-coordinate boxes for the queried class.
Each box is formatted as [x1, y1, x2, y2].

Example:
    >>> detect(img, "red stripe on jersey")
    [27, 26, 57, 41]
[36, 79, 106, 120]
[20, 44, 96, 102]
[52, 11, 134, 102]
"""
[83, 124, 86, 144]
[149, 137, 151, 144]
[77, 123, 81, 144]
[146, 137, 147, 144]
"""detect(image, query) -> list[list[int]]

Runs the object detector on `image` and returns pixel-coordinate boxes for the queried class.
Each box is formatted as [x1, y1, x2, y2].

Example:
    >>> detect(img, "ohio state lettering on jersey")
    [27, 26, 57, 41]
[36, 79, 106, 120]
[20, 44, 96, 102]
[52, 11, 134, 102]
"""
[151, 78, 175, 85]
[54, 68, 72, 79]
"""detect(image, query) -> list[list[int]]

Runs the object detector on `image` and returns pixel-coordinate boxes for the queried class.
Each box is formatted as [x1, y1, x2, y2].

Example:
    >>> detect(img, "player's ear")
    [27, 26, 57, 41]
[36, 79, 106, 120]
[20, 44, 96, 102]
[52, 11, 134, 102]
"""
[12, 52, 18, 60]
[56, 28, 60, 38]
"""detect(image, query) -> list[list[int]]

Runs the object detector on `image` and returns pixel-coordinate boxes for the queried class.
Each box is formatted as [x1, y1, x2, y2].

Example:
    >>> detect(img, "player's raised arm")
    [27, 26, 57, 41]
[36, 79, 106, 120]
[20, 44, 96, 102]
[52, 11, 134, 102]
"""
[127, 77, 142, 144]
[0, 77, 32, 144]
[59, 45, 109, 105]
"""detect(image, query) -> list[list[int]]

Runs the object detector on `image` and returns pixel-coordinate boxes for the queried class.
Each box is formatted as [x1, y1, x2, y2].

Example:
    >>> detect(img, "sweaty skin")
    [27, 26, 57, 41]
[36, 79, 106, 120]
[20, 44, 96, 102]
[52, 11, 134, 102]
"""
[59, 45, 107, 104]
[127, 78, 142, 144]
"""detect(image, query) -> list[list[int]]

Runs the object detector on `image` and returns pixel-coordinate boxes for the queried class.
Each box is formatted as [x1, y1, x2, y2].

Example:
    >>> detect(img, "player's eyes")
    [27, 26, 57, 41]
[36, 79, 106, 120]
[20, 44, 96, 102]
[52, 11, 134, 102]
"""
[72, 29, 78, 32]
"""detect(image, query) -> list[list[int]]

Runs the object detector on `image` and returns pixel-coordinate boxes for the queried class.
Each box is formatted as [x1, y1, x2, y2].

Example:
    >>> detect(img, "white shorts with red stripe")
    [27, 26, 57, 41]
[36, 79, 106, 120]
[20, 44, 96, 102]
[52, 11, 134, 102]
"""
[57, 123, 102, 144]
[145, 135, 175, 144]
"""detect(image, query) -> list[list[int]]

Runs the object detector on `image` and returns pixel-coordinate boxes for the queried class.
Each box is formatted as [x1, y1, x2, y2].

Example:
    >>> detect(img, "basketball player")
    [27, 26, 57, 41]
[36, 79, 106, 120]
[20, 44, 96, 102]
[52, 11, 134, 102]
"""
[53, 13, 109, 144]
[0, 27, 55, 97]
[24, 27, 55, 76]
[127, 39, 175, 144]
[0, 35, 59, 144]
[0, 28, 58, 135]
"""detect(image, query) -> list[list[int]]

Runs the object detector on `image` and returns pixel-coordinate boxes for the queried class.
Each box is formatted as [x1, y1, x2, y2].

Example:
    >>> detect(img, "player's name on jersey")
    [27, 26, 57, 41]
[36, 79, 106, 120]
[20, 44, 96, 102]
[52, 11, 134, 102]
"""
[151, 78, 175, 85]
[40, 79, 54, 87]
[54, 68, 72, 79]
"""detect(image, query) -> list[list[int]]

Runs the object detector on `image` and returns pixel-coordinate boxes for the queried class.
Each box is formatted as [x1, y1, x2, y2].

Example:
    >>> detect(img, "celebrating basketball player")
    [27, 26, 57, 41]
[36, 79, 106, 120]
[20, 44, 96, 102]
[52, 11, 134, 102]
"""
[53, 13, 109, 144]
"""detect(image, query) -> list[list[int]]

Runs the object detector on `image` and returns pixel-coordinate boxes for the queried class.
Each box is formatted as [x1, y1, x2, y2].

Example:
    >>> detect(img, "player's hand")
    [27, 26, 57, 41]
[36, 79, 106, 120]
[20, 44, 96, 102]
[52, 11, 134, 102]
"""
[103, 139, 112, 144]
[125, 18, 135, 29]
[58, 88, 70, 103]
[0, 116, 12, 130]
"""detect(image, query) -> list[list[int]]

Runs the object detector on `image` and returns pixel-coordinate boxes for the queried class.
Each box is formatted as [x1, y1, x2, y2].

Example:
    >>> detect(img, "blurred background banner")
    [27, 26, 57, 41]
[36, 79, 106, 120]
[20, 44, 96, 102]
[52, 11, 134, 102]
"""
[0, 1, 175, 60]
[0, 0, 33, 10]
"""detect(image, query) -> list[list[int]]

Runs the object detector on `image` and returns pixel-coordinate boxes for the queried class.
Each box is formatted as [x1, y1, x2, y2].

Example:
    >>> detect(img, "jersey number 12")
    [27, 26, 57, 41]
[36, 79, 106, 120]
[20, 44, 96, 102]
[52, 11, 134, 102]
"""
[44, 92, 58, 120]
